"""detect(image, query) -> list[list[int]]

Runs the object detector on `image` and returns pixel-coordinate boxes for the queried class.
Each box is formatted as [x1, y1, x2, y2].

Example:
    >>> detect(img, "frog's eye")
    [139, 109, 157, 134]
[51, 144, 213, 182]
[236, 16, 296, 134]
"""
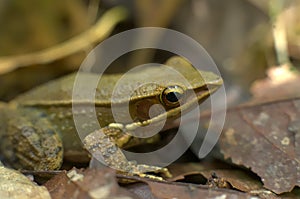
[160, 85, 185, 107]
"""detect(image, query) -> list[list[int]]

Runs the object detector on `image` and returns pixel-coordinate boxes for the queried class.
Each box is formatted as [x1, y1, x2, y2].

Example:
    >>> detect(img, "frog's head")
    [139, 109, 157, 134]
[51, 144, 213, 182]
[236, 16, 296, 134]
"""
[128, 56, 223, 124]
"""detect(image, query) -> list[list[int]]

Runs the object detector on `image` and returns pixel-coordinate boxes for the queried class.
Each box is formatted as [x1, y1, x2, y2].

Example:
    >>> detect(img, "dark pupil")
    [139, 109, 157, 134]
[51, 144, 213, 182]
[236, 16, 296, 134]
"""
[166, 92, 182, 103]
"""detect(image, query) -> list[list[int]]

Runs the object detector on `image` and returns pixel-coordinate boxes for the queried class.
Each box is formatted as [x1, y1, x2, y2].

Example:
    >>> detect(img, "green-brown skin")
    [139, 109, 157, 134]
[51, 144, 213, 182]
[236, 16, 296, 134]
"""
[0, 56, 222, 177]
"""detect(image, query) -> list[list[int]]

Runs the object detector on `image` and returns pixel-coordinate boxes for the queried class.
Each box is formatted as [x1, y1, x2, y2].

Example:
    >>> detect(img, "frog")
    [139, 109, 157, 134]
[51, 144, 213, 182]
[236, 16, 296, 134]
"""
[0, 56, 223, 178]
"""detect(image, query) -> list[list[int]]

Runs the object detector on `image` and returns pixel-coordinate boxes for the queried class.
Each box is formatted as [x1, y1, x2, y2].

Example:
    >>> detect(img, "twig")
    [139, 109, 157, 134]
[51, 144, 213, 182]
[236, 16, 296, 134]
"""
[269, 0, 291, 66]
[0, 6, 128, 75]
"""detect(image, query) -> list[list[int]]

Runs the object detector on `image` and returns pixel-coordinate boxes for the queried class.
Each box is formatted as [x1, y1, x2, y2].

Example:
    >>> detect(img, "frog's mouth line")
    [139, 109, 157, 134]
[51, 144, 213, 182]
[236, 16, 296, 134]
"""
[167, 84, 220, 118]
[124, 84, 221, 131]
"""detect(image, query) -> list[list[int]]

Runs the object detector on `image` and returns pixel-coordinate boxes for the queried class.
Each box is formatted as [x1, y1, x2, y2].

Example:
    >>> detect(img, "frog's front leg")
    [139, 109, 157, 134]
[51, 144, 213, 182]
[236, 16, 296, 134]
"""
[83, 127, 172, 179]
[0, 107, 63, 170]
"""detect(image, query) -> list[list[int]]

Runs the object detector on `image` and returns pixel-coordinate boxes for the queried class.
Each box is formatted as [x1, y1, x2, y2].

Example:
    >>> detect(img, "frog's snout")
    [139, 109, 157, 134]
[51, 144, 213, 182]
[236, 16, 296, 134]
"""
[204, 74, 223, 94]
[208, 77, 223, 89]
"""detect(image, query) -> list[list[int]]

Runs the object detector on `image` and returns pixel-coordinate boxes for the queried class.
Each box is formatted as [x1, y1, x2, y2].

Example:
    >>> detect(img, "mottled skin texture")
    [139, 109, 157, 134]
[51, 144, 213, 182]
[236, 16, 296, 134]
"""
[0, 56, 222, 177]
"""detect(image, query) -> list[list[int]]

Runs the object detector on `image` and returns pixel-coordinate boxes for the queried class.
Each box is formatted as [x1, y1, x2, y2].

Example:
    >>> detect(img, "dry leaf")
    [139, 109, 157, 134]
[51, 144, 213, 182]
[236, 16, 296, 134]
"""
[119, 174, 257, 199]
[200, 170, 262, 192]
[167, 161, 233, 182]
[167, 163, 279, 198]
[220, 97, 300, 194]
[251, 65, 300, 103]
[44, 167, 138, 199]
[145, 180, 255, 199]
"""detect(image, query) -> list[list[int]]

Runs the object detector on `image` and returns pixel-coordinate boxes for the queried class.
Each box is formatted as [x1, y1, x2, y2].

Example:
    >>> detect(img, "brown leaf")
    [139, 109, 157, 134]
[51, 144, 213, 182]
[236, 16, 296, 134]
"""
[200, 170, 262, 192]
[44, 167, 138, 199]
[118, 174, 256, 199]
[0, 165, 51, 199]
[251, 65, 300, 103]
[146, 180, 254, 199]
[167, 161, 233, 182]
[220, 97, 300, 194]
[167, 163, 280, 198]
[124, 182, 159, 199]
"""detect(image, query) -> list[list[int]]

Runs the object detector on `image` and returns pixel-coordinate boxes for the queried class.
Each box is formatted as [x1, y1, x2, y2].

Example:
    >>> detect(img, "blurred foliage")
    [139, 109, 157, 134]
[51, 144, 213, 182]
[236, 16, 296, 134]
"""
[0, 0, 91, 101]
[0, 0, 89, 56]
[0, 0, 299, 103]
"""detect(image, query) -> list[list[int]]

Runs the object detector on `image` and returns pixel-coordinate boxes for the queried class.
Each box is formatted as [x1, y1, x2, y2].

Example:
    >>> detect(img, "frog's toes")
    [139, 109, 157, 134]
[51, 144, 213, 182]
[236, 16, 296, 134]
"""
[84, 129, 172, 180]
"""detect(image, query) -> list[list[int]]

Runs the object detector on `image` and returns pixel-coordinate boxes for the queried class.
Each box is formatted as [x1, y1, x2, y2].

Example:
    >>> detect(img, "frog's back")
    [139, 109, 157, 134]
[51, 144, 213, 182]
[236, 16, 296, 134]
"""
[13, 72, 122, 105]
[13, 57, 218, 106]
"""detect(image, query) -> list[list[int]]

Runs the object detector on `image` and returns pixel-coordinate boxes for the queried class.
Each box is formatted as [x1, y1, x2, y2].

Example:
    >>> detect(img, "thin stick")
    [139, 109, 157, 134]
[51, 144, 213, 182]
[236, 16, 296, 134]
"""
[269, 0, 290, 66]
[0, 6, 128, 75]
